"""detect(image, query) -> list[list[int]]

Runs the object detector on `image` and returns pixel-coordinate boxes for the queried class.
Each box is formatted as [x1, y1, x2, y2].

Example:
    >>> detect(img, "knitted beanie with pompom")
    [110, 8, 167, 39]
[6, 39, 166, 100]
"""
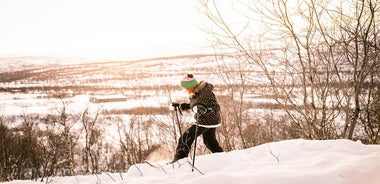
[180, 74, 198, 88]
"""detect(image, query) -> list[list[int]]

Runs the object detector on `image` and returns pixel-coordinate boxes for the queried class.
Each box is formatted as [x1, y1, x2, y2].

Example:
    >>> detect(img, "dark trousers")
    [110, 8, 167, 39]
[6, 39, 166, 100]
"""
[174, 124, 223, 161]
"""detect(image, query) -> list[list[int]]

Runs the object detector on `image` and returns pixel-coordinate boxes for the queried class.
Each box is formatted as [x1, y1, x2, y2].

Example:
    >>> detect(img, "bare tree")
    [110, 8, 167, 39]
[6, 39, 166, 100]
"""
[0, 116, 14, 182]
[212, 54, 251, 149]
[47, 98, 78, 176]
[333, 0, 380, 140]
[117, 116, 143, 167]
[19, 113, 43, 181]
[198, 0, 380, 142]
[81, 107, 102, 174]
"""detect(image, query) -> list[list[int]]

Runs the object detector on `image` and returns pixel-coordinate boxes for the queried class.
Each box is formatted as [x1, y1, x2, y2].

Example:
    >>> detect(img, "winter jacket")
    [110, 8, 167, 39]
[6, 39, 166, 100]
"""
[183, 81, 221, 126]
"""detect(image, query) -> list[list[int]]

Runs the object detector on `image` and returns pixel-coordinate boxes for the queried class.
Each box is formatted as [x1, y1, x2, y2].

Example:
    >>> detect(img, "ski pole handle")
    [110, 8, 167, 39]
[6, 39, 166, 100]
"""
[169, 102, 179, 111]
[171, 102, 180, 107]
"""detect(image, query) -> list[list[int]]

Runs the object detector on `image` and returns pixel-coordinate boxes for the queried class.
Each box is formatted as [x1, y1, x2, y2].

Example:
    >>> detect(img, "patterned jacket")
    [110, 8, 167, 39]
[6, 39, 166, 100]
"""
[184, 81, 221, 126]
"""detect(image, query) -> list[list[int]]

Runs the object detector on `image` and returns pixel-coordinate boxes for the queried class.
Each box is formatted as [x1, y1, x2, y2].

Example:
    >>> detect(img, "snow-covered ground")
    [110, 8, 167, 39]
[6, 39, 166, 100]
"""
[3, 139, 380, 184]
[1, 56, 378, 184]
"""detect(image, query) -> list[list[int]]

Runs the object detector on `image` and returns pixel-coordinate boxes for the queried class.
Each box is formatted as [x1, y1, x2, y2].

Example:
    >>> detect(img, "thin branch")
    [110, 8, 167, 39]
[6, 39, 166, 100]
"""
[267, 145, 280, 163]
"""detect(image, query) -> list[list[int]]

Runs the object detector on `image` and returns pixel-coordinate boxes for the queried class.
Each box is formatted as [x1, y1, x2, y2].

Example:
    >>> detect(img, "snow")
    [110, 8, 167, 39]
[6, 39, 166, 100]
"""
[3, 139, 380, 184]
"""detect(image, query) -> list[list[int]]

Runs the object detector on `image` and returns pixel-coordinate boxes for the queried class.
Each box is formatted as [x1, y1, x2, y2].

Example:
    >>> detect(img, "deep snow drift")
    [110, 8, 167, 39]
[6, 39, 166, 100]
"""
[4, 139, 380, 184]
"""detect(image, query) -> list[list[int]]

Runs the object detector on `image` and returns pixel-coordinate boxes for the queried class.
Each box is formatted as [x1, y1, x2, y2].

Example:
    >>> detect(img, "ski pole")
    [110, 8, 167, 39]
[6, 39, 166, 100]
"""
[174, 105, 182, 136]
[192, 113, 199, 172]
[191, 105, 209, 172]
[191, 105, 207, 172]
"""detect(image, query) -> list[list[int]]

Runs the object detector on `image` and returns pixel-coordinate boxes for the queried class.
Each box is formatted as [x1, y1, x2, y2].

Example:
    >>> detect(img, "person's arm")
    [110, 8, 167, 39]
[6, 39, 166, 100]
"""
[212, 103, 220, 112]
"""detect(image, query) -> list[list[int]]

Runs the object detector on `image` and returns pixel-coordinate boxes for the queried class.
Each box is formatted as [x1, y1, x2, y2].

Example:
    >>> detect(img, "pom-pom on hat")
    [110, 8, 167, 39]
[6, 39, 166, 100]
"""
[180, 74, 198, 88]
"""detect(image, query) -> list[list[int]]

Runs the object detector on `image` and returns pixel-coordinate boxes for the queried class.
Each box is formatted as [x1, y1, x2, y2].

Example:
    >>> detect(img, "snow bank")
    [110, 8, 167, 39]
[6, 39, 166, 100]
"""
[3, 139, 380, 184]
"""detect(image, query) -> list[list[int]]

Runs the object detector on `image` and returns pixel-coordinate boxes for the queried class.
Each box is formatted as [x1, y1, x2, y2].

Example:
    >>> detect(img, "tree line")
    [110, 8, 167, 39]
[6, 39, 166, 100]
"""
[198, 0, 380, 147]
[0, 100, 168, 182]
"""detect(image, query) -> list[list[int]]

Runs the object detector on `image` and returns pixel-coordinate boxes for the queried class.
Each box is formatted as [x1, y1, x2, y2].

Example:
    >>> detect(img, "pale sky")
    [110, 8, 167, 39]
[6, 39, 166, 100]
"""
[0, 0, 211, 60]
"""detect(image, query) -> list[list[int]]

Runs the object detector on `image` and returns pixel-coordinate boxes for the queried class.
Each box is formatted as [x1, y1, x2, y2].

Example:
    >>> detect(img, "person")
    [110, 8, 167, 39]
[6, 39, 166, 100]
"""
[171, 73, 224, 163]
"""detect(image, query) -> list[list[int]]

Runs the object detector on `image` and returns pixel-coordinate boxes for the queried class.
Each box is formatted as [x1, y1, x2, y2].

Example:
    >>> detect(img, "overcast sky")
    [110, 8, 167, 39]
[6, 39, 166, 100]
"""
[0, 0, 212, 60]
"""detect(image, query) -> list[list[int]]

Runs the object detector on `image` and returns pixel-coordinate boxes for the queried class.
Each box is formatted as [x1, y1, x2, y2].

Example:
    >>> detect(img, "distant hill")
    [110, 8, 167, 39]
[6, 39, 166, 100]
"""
[0, 54, 219, 73]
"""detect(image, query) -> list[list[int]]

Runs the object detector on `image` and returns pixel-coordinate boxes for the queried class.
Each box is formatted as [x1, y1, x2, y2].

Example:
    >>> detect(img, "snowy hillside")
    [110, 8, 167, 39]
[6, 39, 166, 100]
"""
[0, 56, 95, 72]
[4, 139, 380, 184]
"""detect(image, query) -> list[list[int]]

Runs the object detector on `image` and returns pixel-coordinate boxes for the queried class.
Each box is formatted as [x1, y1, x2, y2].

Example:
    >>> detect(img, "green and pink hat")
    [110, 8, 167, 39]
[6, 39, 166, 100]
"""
[180, 74, 198, 88]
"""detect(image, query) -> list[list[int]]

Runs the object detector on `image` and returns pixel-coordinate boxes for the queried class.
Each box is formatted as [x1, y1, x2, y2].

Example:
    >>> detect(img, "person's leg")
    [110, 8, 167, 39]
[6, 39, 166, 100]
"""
[202, 128, 224, 153]
[172, 125, 207, 162]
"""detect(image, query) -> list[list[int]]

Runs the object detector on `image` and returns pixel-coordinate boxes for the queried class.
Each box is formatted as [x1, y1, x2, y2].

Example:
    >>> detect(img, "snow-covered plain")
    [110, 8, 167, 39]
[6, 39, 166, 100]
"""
[3, 139, 380, 184]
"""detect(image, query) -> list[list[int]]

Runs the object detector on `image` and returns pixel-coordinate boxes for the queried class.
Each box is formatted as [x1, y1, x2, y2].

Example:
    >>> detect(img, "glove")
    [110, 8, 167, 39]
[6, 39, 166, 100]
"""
[180, 103, 191, 110]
